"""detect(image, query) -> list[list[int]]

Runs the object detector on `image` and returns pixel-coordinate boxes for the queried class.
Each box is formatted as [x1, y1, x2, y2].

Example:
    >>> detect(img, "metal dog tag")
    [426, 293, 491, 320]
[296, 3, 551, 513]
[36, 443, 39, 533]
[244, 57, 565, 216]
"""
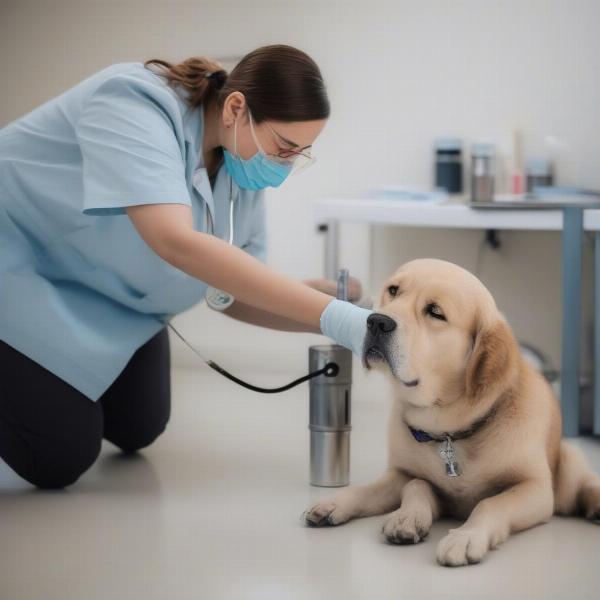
[439, 437, 461, 477]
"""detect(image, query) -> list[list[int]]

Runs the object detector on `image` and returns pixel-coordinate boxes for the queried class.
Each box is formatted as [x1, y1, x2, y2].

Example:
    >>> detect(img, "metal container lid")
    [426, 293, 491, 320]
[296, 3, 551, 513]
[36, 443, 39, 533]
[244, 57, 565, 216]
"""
[471, 142, 495, 157]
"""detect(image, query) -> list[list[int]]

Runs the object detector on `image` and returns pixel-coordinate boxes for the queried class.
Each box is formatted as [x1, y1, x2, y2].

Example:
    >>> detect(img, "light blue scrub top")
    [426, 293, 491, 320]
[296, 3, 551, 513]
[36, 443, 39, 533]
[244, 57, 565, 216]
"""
[0, 62, 267, 401]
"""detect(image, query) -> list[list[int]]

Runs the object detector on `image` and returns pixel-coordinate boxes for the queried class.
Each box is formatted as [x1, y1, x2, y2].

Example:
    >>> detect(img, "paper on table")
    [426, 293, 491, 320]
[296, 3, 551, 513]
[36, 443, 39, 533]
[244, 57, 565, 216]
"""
[370, 185, 449, 203]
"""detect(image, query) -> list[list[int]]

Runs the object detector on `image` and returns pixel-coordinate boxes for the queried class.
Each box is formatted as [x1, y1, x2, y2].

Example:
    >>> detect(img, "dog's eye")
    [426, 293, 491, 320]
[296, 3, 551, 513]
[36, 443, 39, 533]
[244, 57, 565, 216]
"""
[388, 285, 399, 297]
[425, 303, 446, 321]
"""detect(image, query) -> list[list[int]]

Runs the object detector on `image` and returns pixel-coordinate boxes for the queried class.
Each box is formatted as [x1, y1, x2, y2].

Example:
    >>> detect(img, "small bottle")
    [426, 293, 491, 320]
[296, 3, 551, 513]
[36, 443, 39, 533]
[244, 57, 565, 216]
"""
[526, 157, 553, 193]
[509, 129, 524, 195]
[470, 142, 496, 203]
[434, 138, 463, 193]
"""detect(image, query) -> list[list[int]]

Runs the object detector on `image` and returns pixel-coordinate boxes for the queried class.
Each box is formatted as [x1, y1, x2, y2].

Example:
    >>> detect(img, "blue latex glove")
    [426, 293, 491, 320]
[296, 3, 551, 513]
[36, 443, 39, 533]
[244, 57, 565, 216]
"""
[319, 298, 375, 357]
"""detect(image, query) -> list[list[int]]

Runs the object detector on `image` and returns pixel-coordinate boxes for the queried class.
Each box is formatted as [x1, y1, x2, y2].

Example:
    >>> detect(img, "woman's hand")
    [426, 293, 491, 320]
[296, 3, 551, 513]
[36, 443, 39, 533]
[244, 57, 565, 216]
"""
[319, 299, 374, 357]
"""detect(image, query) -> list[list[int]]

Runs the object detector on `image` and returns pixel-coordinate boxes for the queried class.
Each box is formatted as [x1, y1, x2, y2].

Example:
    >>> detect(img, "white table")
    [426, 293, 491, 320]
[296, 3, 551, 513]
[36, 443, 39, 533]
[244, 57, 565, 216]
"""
[313, 196, 600, 437]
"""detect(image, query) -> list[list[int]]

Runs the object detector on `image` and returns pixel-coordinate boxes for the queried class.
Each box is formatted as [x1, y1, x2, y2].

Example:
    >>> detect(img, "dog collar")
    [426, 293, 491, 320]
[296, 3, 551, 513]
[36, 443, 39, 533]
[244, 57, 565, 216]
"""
[407, 403, 498, 444]
[406, 404, 499, 477]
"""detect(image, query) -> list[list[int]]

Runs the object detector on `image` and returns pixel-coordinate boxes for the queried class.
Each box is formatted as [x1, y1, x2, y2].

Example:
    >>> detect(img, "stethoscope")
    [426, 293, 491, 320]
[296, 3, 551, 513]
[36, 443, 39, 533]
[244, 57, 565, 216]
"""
[166, 171, 339, 393]
[204, 174, 237, 311]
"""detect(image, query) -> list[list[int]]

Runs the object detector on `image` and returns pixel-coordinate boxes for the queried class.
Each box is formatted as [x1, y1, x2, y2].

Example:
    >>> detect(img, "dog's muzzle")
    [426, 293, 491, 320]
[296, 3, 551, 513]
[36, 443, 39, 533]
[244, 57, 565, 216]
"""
[363, 313, 419, 387]
[363, 313, 397, 367]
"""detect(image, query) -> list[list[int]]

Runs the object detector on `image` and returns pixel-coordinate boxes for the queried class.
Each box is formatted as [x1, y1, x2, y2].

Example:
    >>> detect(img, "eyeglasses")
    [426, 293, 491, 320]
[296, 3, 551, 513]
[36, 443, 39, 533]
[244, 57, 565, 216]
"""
[247, 110, 317, 175]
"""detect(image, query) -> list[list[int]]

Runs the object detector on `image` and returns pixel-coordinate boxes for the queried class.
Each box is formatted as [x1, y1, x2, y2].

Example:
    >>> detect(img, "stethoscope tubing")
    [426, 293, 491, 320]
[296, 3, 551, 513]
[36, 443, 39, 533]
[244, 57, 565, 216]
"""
[168, 174, 339, 393]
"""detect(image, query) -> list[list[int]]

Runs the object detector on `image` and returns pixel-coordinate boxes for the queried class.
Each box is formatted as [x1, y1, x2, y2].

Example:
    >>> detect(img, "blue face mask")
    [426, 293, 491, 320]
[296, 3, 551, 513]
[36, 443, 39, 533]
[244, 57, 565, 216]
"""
[223, 113, 293, 191]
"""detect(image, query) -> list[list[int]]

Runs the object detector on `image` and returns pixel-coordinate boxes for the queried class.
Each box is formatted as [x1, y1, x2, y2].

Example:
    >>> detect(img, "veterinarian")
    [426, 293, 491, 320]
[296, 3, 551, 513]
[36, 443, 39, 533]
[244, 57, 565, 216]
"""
[0, 44, 373, 489]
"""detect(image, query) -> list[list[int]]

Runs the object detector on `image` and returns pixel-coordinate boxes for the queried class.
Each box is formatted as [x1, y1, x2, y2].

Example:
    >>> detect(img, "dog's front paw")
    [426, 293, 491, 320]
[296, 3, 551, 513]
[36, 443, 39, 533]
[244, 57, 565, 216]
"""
[436, 528, 489, 567]
[302, 499, 353, 527]
[381, 507, 432, 544]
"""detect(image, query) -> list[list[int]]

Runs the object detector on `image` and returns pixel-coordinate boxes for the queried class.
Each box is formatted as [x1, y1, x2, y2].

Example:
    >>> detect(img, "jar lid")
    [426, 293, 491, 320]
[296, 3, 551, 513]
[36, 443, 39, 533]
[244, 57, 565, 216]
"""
[471, 142, 495, 157]
[435, 138, 462, 152]
[526, 157, 552, 176]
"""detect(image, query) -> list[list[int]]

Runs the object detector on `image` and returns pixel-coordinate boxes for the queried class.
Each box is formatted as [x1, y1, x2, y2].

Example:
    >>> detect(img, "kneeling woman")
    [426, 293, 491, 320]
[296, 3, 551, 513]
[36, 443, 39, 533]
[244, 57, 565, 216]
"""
[0, 44, 371, 489]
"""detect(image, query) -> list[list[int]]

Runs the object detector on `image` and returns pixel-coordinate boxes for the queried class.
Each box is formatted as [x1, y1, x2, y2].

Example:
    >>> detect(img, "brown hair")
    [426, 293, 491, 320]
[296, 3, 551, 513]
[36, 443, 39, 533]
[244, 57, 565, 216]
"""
[144, 44, 330, 124]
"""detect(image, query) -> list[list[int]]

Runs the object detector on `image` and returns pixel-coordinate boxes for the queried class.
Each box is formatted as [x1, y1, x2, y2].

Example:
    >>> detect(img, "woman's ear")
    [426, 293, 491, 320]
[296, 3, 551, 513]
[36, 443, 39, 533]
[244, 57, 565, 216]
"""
[465, 317, 520, 402]
[223, 91, 247, 124]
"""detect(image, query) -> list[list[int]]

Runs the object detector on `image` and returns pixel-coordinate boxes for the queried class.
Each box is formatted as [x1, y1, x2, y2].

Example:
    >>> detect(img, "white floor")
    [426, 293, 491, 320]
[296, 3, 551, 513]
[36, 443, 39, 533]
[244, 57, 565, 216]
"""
[1, 366, 599, 600]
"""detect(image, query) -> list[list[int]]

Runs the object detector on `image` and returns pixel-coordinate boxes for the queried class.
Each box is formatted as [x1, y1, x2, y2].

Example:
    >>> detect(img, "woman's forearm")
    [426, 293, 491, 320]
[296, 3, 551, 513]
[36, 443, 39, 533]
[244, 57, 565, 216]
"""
[223, 278, 349, 332]
[223, 300, 321, 332]
[303, 276, 362, 302]
[167, 230, 332, 327]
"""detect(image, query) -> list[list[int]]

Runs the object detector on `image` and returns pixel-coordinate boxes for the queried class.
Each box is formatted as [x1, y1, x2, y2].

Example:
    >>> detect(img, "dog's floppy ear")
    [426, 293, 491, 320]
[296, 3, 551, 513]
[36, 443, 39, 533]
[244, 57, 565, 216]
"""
[465, 316, 520, 401]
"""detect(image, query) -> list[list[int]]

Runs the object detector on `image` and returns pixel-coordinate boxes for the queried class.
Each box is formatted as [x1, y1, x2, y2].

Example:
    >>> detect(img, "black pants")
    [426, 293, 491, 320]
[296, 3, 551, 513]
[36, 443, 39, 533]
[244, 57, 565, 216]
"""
[0, 328, 170, 489]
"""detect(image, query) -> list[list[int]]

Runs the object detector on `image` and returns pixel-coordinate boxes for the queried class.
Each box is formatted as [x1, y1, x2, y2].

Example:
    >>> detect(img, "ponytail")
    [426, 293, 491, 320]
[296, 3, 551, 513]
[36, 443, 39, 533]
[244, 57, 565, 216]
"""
[144, 56, 228, 107]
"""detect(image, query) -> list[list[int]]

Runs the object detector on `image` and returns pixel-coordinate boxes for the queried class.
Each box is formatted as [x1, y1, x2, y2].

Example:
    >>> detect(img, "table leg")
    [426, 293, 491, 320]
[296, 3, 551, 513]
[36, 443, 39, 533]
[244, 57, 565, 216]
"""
[561, 207, 583, 437]
[323, 220, 339, 280]
[595, 233, 600, 436]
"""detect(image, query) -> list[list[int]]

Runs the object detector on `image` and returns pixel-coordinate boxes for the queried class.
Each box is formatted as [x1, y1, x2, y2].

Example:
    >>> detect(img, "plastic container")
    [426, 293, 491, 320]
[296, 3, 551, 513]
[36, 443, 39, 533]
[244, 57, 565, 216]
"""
[434, 138, 463, 193]
[526, 157, 554, 193]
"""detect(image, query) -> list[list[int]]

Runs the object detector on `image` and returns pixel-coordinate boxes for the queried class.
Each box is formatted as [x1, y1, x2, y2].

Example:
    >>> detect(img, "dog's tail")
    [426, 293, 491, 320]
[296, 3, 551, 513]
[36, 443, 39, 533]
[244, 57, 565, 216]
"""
[554, 441, 600, 520]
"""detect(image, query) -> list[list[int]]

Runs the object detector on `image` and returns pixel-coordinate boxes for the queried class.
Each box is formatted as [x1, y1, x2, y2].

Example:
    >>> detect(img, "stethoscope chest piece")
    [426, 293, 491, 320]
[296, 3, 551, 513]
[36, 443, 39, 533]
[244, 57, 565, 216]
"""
[206, 286, 235, 311]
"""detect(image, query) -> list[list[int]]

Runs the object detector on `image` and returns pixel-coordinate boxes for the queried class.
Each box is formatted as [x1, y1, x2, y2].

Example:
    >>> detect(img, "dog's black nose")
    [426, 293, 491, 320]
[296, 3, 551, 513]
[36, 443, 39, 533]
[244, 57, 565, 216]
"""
[367, 313, 397, 335]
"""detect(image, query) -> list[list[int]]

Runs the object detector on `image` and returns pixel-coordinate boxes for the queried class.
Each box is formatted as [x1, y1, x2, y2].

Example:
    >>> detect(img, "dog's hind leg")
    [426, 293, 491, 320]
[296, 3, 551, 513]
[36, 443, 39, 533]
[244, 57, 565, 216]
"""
[302, 467, 408, 527]
[554, 441, 600, 521]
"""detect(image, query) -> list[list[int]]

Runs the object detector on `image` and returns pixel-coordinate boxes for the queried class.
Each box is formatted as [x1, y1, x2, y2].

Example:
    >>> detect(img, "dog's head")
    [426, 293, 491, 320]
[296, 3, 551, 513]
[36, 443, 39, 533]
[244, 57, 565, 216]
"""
[363, 258, 520, 408]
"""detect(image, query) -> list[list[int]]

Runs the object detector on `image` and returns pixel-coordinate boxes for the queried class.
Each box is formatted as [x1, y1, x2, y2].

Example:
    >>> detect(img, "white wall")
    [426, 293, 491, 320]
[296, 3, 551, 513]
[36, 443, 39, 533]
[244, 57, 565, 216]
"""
[1, 0, 598, 384]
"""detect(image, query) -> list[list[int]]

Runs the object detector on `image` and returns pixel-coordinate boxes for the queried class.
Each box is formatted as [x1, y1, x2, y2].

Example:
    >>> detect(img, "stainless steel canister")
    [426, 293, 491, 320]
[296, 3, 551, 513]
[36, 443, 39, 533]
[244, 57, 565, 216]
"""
[308, 344, 352, 487]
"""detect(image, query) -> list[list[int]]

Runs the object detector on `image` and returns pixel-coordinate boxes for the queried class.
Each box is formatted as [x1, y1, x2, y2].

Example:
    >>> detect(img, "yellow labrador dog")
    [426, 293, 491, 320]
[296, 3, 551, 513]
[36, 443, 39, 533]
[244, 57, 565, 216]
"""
[303, 258, 600, 566]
